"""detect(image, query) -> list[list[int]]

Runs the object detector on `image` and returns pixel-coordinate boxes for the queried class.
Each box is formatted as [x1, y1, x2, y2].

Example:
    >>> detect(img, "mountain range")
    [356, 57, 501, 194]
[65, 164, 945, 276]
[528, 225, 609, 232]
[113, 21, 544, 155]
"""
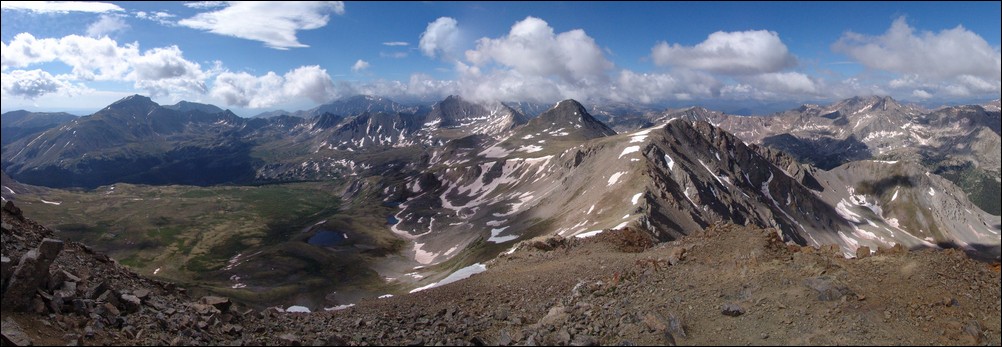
[2, 94, 999, 301]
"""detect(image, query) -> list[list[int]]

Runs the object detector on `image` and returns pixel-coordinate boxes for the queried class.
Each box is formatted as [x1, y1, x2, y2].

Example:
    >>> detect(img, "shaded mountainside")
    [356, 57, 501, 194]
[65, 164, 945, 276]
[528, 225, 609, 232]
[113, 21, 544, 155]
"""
[2, 95, 264, 188]
[2, 202, 999, 346]
[1, 110, 77, 146]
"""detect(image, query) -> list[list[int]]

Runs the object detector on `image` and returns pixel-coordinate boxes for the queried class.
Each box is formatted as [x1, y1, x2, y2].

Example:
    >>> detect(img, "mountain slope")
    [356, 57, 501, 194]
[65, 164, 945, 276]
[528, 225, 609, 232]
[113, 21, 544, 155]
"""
[385, 116, 1000, 279]
[1, 95, 262, 187]
[1, 110, 77, 146]
[638, 96, 1001, 215]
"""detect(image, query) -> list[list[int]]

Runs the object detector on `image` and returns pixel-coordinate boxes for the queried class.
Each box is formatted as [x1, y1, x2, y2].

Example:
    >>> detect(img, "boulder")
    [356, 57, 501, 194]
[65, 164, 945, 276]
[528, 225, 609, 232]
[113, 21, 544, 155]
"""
[2, 239, 64, 311]
[721, 303, 745, 317]
[200, 296, 231, 313]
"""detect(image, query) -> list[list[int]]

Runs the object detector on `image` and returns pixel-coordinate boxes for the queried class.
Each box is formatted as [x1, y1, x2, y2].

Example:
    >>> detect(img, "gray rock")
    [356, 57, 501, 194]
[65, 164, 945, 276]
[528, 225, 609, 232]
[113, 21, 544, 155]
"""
[279, 333, 301, 346]
[121, 294, 142, 313]
[133, 288, 151, 301]
[85, 281, 108, 300]
[200, 296, 231, 313]
[803, 277, 852, 301]
[1, 256, 12, 293]
[540, 305, 568, 326]
[721, 303, 745, 317]
[669, 312, 685, 336]
[2, 316, 33, 346]
[38, 238, 64, 259]
[570, 334, 598, 346]
[3, 238, 64, 311]
[498, 330, 512, 346]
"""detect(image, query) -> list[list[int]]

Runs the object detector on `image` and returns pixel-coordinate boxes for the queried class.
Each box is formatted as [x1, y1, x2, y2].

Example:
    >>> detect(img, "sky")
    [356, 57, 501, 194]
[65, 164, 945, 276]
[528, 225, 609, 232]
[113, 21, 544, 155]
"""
[2, 1, 1000, 116]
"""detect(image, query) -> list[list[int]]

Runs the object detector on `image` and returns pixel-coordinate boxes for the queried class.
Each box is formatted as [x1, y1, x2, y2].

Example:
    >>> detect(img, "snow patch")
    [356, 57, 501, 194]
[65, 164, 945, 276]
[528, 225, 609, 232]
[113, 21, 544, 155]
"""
[40, 199, 61, 205]
[631, 192, 643, 205]
[409, 263, 487, 293]
[607, 172, 627, 186]
[928, 187, 935, 196]
[575, 230, 604, 238]
[488, 226, 517, 243]
[378, 294, 394, 299]
[664, 154, 674, 170]
[619, 146, 640, 158]
[324, 304, 355, 311]
[518, 145, 544, 153]
[480, 146, 512, 158]
[891, 188, 899, 202]
[286, 306, 311, 313]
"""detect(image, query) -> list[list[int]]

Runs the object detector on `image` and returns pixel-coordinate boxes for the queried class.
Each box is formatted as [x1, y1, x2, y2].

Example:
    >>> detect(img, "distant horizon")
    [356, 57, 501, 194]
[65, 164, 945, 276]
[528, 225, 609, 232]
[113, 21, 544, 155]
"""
[3, 92, 998, 119]
[3, 2, 1000, 115]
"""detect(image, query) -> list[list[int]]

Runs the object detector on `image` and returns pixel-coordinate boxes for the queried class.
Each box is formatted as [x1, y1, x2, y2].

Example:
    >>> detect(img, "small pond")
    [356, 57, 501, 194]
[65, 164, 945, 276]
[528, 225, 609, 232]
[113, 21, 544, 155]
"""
[307, 229, 349, 247]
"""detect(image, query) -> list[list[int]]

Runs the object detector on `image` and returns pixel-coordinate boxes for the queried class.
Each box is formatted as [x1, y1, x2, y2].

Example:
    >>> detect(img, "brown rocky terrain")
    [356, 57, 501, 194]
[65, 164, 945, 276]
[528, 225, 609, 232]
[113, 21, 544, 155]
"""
[2, 200, 1000, 346]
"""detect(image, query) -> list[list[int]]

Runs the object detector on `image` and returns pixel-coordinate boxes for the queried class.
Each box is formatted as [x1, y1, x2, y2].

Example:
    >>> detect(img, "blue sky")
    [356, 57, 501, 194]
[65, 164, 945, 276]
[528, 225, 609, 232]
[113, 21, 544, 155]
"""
[2, 1, 1000, 116]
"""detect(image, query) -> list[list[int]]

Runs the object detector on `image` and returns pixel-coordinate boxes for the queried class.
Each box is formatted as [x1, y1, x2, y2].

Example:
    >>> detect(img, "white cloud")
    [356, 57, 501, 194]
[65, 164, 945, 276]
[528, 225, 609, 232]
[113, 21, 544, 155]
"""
[351, 59, 370, 72]
[744, 72, 819, 95]
[834, 17, 1001, 83]
[87, 15, 129, 38]
[1, 33, 207, 97]
[2, 33, 134, 80]
[652, 30, 797, 75]
[1, 1, 122, 14]
[183, 1, 226, 9]
[419, 17, 461, 59]
[465, 16, 613, 87]
[612, 70, 720, 103]
[912, 89, 932, 99]
[210, 65, 335, 108]
[135, 11, 175, 26]
[1, 69, 71, 98]
[382, 41, 409, 46]
[129, 46, 208, 96]
[178, 1, 345, 50]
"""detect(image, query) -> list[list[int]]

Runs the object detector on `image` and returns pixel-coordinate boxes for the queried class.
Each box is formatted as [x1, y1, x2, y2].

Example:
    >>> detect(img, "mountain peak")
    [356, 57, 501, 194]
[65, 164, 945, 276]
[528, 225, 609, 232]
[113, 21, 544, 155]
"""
[102, 94, 159, 114]
[165, 100, 224, 114]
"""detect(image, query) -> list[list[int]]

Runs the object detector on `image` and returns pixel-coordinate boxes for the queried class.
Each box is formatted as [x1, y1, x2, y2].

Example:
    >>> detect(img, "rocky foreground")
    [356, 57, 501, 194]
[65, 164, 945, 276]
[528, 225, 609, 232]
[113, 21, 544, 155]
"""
[2, 200, 1000, 346]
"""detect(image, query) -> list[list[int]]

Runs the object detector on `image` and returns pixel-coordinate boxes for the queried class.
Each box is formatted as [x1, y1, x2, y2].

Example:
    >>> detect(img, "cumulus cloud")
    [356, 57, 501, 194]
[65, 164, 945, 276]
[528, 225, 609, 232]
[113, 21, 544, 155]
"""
[351, 59, 370, 72]
[1, 1, 122, 14]
[652, 30, 797, 75]
[2, 33, 134, 80]
[612, 70, 721, 103]
[87, 15, 130, 37]
[834, 17, 1001, 82]
[419, 17, 461, 59]
[744, 72, 819, 95]
[912, 89, 932, 99]
[465, 16, 613, 87]
[1, 69, 71, 98]
[833, 17, 1001, 98]
[210, 65, 335, 108]
[129, 46, 209, 96]
[1, 33, 207, 97]
[179, 1, 344, 50]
